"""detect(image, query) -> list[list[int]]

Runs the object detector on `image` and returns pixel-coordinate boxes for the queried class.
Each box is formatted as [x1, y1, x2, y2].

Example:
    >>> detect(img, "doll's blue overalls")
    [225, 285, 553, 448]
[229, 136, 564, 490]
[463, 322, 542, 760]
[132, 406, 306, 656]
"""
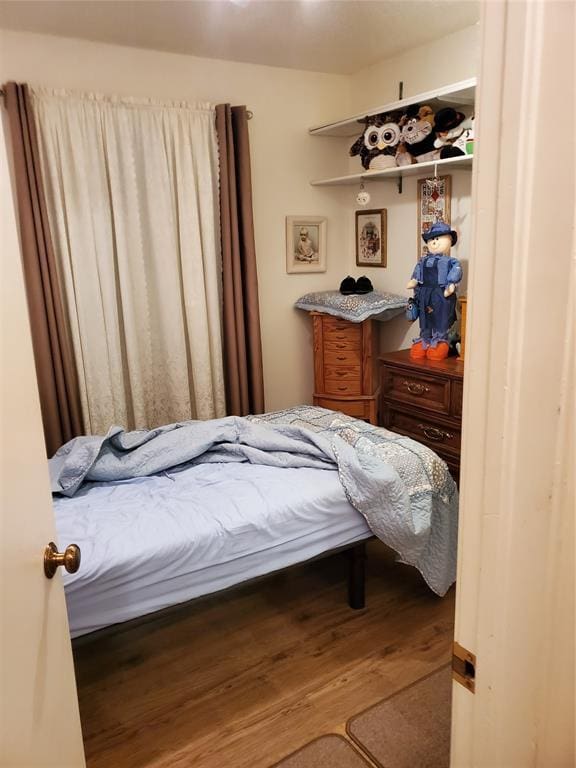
[414, 256, 457, 348]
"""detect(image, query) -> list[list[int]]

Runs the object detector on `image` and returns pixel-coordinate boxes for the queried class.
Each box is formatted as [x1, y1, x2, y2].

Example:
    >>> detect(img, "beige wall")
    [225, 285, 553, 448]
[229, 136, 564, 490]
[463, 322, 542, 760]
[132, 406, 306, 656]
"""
[348, 24, 480, 112]
[0, 23, 479, 414]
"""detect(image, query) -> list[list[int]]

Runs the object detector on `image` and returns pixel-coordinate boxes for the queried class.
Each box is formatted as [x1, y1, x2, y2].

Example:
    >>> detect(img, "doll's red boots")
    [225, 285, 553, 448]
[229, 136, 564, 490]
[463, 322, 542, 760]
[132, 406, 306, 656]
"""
[409, 341, 449, 360]
[426, 341, 450, 360]
[409, 341, 427, 359]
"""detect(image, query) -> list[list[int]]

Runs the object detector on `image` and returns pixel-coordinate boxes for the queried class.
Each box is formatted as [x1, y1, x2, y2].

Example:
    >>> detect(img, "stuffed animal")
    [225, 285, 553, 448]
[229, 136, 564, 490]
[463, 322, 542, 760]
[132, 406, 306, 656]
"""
[417, 104, 435, 128]
[397, 104, 440, 166]
[406, 221, 462, 360]
[465, 117, 474, 154]
[349, 112, 402, 170]
[457, 115, 474, 156]
[433, 107, 473, 158]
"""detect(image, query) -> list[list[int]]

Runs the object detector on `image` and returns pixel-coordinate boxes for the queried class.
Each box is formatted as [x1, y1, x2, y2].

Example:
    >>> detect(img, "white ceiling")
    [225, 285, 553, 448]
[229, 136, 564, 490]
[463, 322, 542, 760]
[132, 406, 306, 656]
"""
[0, 0, 479, 75]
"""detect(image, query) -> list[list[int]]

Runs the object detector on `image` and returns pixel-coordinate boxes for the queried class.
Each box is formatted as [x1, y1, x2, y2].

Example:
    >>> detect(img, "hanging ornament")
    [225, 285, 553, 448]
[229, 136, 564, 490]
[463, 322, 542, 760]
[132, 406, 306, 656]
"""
[356, 182, 371, 206]
[425, 165, 444, 222]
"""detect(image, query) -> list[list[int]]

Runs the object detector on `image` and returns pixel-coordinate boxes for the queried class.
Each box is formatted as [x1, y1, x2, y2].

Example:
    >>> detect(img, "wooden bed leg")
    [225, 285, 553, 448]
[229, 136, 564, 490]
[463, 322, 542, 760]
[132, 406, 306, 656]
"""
[347, 543, 366, 609]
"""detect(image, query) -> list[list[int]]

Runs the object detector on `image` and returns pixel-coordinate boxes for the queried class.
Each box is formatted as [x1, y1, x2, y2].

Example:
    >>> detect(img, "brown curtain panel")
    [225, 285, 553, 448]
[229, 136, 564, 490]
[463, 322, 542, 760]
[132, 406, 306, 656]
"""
[4, 82, 84, 455]
[216, 104, 265, 415]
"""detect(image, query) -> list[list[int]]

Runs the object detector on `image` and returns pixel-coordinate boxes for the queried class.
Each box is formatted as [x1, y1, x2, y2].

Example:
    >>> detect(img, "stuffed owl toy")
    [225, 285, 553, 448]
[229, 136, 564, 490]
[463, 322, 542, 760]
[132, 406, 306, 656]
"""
[349, 112, 402, 170]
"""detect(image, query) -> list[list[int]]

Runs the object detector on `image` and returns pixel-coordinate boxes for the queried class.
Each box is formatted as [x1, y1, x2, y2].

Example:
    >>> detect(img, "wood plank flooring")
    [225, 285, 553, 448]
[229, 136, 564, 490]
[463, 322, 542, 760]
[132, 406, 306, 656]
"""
[73, 541, 455, 768]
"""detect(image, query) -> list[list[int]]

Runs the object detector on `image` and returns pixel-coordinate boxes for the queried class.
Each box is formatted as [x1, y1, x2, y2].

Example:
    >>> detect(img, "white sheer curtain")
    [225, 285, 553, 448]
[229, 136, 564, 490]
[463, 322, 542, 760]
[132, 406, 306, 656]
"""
[31, 88, 226, 433]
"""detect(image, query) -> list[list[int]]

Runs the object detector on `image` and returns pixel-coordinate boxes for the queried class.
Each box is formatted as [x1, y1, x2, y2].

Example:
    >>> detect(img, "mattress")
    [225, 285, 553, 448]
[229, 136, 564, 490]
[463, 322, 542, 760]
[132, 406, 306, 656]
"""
[54, 461, 370, 637]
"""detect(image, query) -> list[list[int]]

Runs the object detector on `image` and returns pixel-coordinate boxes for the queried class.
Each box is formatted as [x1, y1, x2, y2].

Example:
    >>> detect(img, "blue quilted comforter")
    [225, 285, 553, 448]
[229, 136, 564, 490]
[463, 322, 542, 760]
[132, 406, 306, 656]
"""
[49, 406, 458, 595]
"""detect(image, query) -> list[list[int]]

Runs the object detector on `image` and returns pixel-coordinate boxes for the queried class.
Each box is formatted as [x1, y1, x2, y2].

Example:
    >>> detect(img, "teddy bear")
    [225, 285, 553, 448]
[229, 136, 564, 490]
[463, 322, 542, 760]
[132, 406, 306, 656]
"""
[433, 107, 474, 159]
[349, 112, 403, 170]
[396, 104, 440, 166]
[406, 221, 462, 360]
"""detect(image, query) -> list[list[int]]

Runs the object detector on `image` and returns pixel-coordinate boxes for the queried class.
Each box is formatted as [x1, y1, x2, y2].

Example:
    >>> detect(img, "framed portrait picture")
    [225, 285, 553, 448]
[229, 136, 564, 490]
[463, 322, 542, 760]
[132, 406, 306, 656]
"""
[417, 175, 452, 260]
[285, 216, 327, 273]
[355, 209, 387, 268]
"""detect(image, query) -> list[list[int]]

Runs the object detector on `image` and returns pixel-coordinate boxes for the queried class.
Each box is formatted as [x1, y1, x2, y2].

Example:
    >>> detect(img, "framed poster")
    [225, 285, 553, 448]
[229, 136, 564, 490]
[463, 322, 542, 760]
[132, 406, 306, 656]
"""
[355, 208, 387, 268]
[417, 175, 452, 260]
[285, 216, 327, 273]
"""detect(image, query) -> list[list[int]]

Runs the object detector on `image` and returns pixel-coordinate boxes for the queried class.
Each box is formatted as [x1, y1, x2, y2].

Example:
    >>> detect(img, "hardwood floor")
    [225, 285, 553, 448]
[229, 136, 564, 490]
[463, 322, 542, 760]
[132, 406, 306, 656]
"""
[73, 541, 455, 768]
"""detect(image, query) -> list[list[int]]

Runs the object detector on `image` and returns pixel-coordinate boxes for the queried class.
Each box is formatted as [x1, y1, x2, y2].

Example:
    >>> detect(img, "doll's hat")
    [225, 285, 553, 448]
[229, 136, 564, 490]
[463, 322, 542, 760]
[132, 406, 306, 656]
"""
[422, 221, 458, 246]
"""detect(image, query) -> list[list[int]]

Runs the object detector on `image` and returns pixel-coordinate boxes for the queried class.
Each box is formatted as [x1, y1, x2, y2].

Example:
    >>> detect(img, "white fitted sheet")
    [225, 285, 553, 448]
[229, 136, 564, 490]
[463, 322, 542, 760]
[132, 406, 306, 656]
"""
[54, 461, 371, 637]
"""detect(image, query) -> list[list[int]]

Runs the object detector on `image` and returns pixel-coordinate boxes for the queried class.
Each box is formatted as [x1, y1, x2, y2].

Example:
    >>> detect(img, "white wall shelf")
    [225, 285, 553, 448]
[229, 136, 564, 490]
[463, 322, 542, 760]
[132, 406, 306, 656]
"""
[310, 154, 473, 187]
[309, 77, 476, 138]
[308, 78, 476, 191]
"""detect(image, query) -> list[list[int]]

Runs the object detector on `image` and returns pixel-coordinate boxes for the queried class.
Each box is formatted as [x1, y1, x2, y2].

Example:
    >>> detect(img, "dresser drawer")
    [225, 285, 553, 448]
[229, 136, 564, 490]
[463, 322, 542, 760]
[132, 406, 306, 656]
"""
[322, 315, 359, 332]
[384, 406, 461, 456]
[323, 365, 361, 382]
[324, 378, 362, 396]
[314, 396, 369, 420]
[325, 338, 360, 352]
[382, 366, 451, 415]
[323, 322, 361, 346]
[325, 349, 362, 367]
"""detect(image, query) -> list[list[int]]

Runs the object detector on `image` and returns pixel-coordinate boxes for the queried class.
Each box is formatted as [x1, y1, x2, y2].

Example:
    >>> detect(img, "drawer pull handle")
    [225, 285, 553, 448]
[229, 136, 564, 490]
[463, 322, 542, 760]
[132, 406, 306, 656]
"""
[417, 424, 453, 442]
[336, 356, 346, 361]
[403, 380, 430, 396]
[337, 386, 348, 391]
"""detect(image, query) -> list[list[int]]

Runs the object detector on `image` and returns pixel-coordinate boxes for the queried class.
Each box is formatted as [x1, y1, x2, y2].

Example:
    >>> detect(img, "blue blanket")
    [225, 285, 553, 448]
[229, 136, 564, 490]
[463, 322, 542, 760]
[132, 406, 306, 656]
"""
[50, 409, 458, 595]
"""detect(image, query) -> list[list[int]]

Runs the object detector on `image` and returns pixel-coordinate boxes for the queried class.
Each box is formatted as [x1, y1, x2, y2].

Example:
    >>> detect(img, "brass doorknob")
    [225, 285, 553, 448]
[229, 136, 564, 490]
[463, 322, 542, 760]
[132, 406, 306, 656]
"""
[44, 542, 81, 579]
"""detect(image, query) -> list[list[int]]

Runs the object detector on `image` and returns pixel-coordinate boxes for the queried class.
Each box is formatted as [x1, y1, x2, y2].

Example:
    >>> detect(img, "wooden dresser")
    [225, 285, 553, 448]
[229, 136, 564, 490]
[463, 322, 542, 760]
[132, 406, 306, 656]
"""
[379, 349, 464, 479]
[311, 313, 379, 425]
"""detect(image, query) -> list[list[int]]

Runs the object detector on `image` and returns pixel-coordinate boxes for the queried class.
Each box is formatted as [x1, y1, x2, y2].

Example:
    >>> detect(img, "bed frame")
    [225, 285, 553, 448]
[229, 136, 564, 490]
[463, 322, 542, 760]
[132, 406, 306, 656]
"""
[346, 541, 369, 610]
[71, 539, 372, 646]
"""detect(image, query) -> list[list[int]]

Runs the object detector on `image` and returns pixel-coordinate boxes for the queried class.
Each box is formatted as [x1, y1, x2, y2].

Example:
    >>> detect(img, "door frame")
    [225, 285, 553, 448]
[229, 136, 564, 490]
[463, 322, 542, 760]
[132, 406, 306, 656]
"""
[451, 1, 574, 765]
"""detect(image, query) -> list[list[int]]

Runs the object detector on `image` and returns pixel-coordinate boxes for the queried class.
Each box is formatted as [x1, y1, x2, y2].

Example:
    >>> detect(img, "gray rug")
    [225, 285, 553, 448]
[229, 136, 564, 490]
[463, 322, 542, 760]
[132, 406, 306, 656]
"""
[346, 665, 452, 768]
[273, 734, 373, 767]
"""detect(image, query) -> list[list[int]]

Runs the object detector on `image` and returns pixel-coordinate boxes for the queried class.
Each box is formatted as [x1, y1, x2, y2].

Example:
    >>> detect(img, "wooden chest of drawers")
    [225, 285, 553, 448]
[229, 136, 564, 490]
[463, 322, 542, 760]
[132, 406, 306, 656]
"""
[311, 313, 379, 425]
[379, 349, 464, 479]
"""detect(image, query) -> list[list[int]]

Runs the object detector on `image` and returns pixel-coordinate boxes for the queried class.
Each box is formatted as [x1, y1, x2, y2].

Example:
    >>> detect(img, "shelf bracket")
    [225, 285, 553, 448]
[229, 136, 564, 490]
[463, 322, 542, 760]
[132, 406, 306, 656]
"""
[397, 176, 403, 194]
[398, 81, 404, 100]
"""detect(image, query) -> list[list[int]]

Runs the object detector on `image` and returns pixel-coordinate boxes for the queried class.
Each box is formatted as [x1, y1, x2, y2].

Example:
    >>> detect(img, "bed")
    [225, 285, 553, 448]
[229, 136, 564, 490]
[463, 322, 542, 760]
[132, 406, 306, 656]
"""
[50, 406, 459, 638]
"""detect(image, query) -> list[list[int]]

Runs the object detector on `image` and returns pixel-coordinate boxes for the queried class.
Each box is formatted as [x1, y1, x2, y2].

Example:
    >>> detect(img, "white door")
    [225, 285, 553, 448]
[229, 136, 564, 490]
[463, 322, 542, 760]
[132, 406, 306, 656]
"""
[0, 117, 85, 766]
[451, 1, 574, 766]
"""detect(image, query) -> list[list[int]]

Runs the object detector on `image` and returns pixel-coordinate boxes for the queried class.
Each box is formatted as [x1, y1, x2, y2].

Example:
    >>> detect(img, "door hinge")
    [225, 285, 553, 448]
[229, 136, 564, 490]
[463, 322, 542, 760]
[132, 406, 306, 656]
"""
[452, 641, 476, 693]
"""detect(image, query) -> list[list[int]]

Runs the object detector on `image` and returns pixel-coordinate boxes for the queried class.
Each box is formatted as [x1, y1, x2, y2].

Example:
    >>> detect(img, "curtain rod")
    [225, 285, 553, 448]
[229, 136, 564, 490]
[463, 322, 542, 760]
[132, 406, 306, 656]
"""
[0, 89, 252, 117]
